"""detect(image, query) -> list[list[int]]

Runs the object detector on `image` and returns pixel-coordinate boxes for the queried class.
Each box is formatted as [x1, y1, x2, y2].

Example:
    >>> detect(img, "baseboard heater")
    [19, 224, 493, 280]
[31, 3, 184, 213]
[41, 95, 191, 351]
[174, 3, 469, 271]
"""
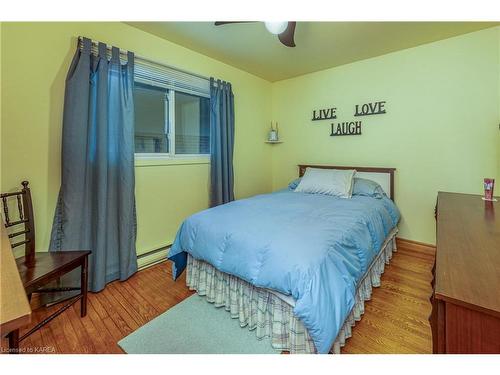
[137, 244, 172, 270]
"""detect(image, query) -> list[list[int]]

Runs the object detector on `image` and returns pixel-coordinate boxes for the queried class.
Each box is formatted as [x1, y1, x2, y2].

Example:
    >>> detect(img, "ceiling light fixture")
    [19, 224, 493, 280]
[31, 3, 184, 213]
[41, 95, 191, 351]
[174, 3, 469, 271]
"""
[264, 22, 288, 35]
[215, 21, 296, 48]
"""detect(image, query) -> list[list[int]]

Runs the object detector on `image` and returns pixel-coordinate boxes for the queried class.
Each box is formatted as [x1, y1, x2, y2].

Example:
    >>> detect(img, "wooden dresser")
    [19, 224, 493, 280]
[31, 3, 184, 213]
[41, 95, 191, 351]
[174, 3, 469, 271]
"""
[430, 192, 500, 353]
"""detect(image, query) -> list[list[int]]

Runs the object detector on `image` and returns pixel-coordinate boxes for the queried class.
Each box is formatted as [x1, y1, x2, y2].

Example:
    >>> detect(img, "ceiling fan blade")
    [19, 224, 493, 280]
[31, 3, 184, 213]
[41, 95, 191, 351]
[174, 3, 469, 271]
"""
[214, 21, 257, 26]
[278, 21, 296, 47]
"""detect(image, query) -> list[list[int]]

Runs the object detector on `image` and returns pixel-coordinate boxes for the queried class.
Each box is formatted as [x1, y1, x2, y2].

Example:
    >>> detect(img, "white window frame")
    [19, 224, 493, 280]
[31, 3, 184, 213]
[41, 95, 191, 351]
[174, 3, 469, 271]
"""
[134, 85, 211, 161]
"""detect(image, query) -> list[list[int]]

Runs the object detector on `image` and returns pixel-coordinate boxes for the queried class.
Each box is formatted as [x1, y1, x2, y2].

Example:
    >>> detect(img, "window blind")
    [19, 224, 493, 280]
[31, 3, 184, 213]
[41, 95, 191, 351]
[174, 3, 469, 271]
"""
[78, 37, 210, 97]
[135, 60, 210, 97]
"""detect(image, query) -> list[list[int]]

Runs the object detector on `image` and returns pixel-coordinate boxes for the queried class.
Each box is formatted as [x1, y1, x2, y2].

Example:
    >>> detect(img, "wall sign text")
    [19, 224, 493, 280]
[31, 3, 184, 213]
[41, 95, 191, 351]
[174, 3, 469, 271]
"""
[354, 101, 386, 117]
[310, 101, 386, 137]
[331, 121, 362, 136]
[312, 107, 337, 121]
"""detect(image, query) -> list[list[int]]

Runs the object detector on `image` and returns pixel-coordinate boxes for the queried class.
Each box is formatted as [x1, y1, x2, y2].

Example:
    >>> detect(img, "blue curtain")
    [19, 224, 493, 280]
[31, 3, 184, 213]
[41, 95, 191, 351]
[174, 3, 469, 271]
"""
[49, 37, 137, 292]
[209, 78, 235, 207]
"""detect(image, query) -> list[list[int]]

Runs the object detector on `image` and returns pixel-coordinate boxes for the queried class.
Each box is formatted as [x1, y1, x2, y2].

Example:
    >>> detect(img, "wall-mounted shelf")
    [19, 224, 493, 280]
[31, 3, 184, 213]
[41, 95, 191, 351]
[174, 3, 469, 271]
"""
[265, 140, 283, 144]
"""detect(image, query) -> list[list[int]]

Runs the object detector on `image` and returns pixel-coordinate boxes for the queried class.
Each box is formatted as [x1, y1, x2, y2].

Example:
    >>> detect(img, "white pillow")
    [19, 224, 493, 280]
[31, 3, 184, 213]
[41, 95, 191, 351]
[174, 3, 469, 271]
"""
[294, 168, 356, 198]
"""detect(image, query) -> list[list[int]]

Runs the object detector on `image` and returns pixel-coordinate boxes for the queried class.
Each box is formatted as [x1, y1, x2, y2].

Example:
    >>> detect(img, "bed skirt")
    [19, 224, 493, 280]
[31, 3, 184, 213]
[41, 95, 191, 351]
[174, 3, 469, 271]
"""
[185, 228, 398, 354]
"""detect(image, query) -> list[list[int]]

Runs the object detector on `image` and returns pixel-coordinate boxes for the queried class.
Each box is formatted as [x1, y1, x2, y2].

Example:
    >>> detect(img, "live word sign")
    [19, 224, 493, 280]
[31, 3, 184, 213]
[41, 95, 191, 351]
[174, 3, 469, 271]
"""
[312, 107, 337, 121]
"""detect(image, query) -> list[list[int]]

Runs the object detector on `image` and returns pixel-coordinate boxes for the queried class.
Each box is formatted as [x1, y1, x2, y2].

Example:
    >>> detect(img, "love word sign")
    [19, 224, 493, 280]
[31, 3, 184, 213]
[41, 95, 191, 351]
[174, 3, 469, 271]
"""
[312, 107, 337, 121]
[331, 121, 362, 136]
[354, 101, 386, 117]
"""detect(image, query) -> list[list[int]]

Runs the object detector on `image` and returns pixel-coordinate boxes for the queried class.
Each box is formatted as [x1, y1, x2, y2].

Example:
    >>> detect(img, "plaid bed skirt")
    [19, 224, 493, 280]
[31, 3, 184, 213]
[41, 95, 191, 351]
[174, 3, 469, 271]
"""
[186, 229, 398, 354]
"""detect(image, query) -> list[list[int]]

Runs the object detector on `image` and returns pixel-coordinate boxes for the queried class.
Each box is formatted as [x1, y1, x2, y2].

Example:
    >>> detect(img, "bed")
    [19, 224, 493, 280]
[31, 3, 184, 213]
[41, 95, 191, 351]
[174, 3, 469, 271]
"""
[168, 165, 400, 354]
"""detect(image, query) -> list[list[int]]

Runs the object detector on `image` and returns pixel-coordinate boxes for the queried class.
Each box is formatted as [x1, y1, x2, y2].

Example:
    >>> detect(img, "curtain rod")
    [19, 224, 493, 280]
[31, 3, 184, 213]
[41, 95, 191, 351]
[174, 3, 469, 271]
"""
[77, 36, 210, 81]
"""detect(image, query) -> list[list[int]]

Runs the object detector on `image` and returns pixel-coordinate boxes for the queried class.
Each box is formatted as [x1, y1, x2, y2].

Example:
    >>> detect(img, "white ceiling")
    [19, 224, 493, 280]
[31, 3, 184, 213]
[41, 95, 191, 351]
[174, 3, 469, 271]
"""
[127, 22, 498, 82]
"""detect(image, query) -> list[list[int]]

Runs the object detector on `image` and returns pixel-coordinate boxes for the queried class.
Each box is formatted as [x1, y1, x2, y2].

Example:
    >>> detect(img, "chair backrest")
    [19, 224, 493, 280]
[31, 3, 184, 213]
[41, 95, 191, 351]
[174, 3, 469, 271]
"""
[0, 181, 35, 264]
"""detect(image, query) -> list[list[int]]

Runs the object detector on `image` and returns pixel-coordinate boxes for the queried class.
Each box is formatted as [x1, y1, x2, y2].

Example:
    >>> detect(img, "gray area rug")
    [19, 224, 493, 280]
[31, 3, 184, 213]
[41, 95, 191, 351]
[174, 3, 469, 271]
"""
[118, 294, 280, 354]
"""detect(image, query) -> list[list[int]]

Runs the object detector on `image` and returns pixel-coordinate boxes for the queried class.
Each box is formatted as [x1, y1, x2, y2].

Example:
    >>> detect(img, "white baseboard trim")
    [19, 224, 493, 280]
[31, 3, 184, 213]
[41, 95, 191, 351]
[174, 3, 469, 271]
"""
[137, 245, 170, 270]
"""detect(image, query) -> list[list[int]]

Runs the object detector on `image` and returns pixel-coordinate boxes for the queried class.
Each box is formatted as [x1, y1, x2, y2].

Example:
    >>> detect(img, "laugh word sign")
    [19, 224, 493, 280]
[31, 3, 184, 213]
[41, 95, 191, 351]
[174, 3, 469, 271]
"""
[330, 121, 362, 136]
[354, 101, 386, 117]
[312, 107, 337, 121]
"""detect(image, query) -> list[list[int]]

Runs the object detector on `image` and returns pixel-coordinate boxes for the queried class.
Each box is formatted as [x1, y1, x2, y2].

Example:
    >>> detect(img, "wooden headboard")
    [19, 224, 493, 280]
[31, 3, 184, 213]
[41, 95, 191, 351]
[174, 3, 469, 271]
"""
[298, 164, 396, 200]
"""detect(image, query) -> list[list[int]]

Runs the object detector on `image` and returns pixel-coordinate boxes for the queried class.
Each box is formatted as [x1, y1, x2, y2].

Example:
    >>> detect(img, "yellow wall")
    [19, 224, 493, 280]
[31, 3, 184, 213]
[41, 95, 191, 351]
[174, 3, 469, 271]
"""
[0, 22, 272, 254]
[498, 27, 500, 180]
[271, 27, 500, 244]
[2, 23, 499, 252]
[0, 23, 2, 196]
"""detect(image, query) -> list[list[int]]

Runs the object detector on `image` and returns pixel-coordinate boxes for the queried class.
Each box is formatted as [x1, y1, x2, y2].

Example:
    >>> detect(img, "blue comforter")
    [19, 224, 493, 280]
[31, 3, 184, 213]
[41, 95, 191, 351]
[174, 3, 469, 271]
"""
[168, 189, 400, 353]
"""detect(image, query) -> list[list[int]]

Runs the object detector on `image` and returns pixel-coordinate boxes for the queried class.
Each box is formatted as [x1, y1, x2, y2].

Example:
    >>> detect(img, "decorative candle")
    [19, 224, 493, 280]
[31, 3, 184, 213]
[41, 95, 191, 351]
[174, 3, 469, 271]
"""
[268, 121, 278, 141]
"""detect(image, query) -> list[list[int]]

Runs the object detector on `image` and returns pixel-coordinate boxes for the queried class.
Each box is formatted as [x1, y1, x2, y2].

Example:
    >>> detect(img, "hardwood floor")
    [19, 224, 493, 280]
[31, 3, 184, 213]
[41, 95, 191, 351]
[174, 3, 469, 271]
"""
[341, 242, 435, 354]
[1, 241, 435, 354]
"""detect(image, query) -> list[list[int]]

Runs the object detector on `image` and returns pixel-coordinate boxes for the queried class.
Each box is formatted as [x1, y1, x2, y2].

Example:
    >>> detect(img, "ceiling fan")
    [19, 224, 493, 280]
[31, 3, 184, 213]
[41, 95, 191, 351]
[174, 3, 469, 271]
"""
[214, 21, 297, 47]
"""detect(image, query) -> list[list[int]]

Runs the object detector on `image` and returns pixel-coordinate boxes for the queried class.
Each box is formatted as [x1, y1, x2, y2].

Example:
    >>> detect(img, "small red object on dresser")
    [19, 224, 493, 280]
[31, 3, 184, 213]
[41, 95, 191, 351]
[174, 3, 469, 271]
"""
[483, 178, 495, 201]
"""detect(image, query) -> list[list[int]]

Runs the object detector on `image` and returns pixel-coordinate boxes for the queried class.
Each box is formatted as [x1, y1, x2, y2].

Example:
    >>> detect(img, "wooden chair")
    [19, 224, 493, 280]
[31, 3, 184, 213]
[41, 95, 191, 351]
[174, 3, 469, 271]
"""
[1, 181, 90, 353]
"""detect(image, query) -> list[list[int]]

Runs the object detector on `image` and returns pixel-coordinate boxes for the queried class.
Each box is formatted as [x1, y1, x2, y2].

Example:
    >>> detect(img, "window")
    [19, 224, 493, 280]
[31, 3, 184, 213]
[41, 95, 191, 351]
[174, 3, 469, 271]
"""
[174, 92, 210, 154]
[134, 83, 169, 154]
[133, 62, 210, 157]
